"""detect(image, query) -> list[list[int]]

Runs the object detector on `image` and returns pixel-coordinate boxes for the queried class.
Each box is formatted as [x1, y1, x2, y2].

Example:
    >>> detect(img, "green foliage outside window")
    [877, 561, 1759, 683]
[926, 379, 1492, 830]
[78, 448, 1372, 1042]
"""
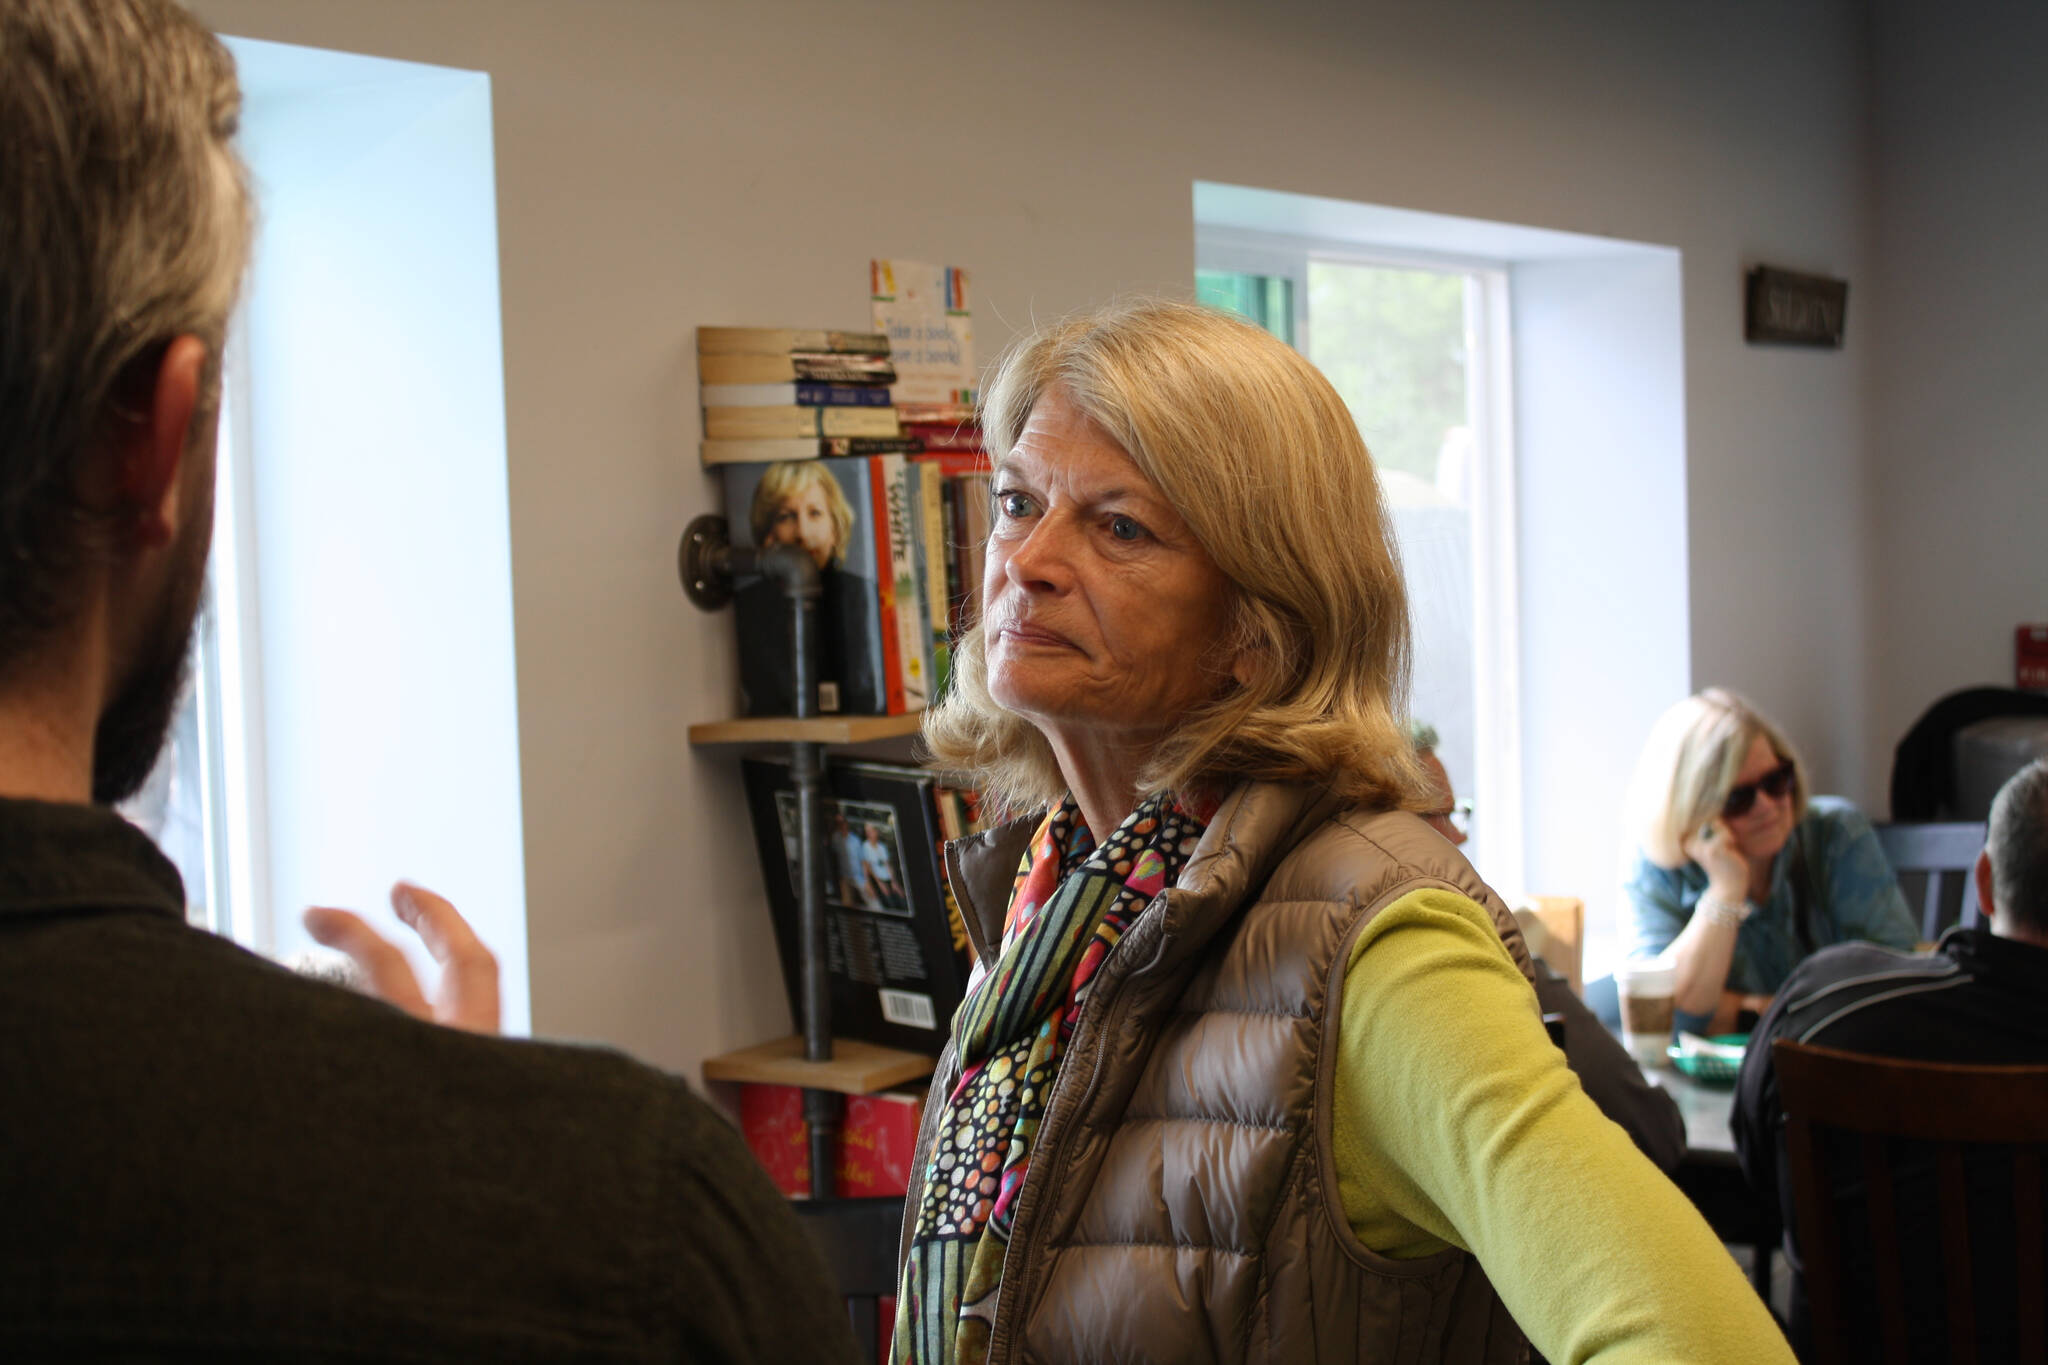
[1307, 262, 1468, 482]
[1196, 269, 1295, 347]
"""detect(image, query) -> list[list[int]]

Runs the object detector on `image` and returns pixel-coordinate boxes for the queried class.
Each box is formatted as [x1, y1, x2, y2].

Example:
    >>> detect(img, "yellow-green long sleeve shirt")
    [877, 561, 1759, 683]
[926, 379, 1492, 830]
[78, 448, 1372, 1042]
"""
[1334, 888, 1793, 1364]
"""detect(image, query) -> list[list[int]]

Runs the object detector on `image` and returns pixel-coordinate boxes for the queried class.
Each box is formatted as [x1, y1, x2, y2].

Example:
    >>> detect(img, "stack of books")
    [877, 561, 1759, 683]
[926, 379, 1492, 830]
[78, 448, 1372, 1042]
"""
[700, 326, 946, 717]
[894, 400, 989, 648]
[698, 326, 912, 463]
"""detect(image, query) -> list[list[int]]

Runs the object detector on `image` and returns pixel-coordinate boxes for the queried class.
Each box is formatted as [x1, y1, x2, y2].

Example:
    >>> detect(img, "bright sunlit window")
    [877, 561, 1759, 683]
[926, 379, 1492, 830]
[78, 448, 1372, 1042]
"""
[1198, 229, 1524, 891]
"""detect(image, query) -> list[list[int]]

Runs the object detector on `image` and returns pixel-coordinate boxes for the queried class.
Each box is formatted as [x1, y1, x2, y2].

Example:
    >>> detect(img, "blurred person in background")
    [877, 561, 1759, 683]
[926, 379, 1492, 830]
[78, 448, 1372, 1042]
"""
[1622, 688, 1916, 1036]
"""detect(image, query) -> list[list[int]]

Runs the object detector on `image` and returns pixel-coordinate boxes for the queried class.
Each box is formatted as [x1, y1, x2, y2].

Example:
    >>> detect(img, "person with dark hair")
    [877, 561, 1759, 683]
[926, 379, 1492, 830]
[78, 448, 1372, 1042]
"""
[1733, 758, 2048, 1358]
[0, 3, 853, 1359]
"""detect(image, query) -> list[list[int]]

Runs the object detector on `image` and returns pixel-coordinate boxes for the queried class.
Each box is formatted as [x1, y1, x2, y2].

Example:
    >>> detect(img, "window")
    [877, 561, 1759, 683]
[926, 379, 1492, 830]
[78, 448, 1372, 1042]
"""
[119, 342, 266, 948]
[109, 37, 537, 1032]
[1198, 229, 1524, 894]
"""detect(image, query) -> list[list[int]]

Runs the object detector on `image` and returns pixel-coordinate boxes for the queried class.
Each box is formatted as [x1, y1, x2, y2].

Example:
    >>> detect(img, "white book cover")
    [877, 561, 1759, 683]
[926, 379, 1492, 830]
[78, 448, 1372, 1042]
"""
[870, 260, 976, 405]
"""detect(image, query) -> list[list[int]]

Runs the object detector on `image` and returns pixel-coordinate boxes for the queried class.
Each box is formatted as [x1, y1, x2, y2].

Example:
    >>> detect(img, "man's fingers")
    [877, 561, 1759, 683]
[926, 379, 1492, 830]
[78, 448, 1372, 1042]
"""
[390, 882, 491, 970]
[302, 906, 432, 1021]
[390, 882, 501, 1035]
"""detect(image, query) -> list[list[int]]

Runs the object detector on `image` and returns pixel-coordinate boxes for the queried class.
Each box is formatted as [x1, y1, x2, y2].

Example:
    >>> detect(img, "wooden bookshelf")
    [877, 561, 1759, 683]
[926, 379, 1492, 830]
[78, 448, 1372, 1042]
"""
[687, 711, 924, 746]
[702, 1034, 936, 1095]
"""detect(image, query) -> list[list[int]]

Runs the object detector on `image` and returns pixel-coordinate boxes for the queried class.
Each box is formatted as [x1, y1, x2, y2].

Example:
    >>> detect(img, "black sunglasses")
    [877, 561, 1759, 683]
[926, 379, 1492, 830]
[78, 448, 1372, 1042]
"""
[1723, 758, 1796, 819]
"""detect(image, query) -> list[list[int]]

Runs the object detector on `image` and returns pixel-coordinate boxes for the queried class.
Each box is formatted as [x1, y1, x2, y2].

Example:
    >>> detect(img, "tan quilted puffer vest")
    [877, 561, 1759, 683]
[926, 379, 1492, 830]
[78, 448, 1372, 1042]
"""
[900, 782, 1537, 1365]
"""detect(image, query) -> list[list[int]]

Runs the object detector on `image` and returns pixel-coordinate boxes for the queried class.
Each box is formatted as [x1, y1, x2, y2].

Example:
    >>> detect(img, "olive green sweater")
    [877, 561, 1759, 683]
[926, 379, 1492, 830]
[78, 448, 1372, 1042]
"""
[1335, 888, 1793, 1363]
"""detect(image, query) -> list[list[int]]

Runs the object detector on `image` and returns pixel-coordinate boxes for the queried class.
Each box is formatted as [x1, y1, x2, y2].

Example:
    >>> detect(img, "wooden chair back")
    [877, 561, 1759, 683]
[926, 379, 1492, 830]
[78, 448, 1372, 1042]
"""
[1874, 821, 1986, 940]
[793, 1195, 906, 1365]
[1515, 895, 1584, 996]
[1774, 1039, 2048, 1365]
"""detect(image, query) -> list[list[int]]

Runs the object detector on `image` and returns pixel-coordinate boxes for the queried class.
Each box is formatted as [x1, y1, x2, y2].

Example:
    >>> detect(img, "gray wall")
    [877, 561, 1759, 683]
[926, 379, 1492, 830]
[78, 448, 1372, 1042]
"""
[192, 0, 1884, 1073]
[1866, 0, 2048, 796]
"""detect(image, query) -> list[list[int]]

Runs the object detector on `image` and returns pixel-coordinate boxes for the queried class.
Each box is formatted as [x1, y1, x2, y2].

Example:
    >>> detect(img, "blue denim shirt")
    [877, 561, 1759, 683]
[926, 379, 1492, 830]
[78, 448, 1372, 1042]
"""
[1623, 797, 1919, 1033]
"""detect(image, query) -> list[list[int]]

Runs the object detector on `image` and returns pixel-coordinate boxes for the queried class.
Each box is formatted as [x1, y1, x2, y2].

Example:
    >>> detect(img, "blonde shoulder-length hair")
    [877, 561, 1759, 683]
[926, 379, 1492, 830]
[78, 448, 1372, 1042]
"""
[1623, 687, 1810, 869]
[922, 297, 1435, 819]
[748, 460, 854, 567]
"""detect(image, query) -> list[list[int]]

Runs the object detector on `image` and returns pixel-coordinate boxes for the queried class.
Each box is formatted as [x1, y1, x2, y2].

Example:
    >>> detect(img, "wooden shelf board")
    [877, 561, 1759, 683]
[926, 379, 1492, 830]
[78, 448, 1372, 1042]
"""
[701, 1035, 937, 1094]
[688, 712, 924, 746]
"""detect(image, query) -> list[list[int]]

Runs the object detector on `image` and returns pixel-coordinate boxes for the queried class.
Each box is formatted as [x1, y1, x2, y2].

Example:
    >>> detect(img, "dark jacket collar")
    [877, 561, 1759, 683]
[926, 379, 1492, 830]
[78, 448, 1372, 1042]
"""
[1942, 923, 2048, 990]
[0, 795, 185, 920]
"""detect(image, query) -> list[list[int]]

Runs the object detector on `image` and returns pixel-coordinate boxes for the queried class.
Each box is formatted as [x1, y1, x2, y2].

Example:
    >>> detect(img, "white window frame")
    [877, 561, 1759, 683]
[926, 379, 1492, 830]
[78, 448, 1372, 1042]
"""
[1196, 227, 1526, 897]
[205, 320, 273, 952]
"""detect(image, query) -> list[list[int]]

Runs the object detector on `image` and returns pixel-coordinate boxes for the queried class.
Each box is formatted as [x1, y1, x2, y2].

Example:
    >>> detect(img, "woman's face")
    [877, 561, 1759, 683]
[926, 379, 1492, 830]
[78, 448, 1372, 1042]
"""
[1723, 733, 1795, 862]
[765, 480, 837, 569]
[982, 388, 1237, 760]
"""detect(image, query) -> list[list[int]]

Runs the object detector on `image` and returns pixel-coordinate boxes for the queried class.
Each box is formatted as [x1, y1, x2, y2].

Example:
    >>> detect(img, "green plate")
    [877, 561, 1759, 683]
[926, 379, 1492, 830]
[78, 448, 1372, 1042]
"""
[1667, 1033, 1747, 1086]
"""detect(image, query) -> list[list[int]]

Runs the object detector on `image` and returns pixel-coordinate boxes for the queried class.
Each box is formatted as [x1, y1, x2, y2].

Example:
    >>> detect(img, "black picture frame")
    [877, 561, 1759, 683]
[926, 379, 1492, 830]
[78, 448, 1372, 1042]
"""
[1744, 265, 1849, 348]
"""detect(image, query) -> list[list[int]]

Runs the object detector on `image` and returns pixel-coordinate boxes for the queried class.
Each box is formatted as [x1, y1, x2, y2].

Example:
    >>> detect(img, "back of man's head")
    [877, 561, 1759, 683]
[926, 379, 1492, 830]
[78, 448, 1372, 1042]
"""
[1986, 758, 2048, 935]
[0, 0, 250, 675]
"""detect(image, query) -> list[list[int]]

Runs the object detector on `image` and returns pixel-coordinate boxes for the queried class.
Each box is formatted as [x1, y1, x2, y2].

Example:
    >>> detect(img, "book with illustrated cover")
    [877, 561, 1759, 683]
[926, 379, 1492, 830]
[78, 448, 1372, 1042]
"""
[870, 260, 976, 405]
[720, 458, 888, 716]
[740, 755, 973, 1055]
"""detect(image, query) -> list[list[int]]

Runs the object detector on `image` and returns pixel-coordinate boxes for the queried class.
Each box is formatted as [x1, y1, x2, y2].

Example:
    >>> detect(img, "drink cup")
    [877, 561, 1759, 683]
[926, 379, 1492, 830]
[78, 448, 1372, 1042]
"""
[1615, 959, 1677, 1070]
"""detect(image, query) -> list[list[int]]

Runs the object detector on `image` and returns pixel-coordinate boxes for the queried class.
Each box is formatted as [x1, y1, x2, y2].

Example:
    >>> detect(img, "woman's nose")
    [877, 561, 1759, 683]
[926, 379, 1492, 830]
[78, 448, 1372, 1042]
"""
[1003, 513, 1078, 590]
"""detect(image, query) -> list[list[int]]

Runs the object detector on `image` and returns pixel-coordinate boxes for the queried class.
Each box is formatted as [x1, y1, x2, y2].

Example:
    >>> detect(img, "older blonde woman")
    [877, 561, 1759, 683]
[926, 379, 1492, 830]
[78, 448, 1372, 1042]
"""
[731, 458, 879, 714]
[892, 301, 1789, 1364]
[1622, 688, 1917, 1035]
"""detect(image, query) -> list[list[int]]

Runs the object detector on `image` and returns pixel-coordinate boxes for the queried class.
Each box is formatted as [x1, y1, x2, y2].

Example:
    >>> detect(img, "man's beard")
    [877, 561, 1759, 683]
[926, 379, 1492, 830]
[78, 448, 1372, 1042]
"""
[91, 516, 210, 807]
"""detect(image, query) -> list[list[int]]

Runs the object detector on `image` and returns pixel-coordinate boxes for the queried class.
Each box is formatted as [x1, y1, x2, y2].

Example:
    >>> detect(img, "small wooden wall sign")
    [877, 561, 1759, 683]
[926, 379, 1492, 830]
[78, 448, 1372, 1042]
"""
[1745, 266, 1848, 347]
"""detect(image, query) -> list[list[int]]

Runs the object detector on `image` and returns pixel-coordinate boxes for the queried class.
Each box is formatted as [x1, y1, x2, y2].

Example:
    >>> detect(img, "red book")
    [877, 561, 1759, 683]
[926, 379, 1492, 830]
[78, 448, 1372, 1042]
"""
[900, 421, 983, 453]
[868, 456, 906, 713]
[2020, 625, 2048, 691]
[735, 1083, 925, 1197]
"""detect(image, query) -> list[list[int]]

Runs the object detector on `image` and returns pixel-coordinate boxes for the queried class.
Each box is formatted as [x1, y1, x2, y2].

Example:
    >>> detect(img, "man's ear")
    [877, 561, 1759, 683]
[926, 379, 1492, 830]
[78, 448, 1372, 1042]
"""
[1975, 848, 1997, 928]
[113, 335, 210, 549]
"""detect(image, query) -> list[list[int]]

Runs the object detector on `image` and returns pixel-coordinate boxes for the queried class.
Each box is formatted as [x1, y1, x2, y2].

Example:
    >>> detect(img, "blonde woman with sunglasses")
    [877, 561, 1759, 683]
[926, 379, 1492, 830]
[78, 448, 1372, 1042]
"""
[1622, 688, 1918, 1036]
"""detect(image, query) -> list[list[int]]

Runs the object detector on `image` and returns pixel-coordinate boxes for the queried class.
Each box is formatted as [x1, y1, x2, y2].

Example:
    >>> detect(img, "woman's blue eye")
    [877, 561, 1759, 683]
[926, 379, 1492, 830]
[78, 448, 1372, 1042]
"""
[1109, 515, 1143, 542]
[997, 491, 1032, 518]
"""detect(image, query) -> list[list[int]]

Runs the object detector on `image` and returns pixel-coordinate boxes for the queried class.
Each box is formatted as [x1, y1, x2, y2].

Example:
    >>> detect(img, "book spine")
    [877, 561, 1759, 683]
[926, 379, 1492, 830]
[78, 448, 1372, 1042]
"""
[900, 424, 982, 452]
[952, 471, 990, 634]
[881, 454, 926, 710]
[893, 402, 978, 425]
[917, 458, 951, 698]
[700, 437, 924, 464]
[698, 354, 898, 385]
[700, 382, 895, 408]
[798, 382, 892, 407]
[703, 407, 902, 440]
[697, 326, 891, 356]
[869, 456, 906, 715]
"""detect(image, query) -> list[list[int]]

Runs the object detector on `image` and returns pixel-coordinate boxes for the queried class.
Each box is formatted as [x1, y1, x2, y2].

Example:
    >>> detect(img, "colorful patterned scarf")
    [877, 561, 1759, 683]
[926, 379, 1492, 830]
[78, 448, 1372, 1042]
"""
[892, 790, 1210, 1365]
